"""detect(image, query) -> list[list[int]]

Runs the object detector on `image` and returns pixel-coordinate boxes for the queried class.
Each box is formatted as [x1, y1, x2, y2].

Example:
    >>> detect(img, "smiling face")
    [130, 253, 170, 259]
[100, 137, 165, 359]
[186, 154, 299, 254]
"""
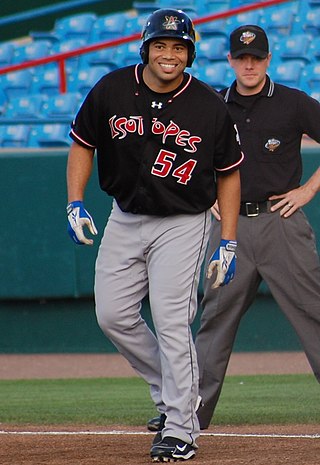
[142, 38, 189, 93]
[228, 52, 271, 95]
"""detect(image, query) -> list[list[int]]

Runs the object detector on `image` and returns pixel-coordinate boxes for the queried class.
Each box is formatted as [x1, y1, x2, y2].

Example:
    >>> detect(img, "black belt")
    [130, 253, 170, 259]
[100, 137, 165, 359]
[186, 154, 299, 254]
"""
[240, 200, 277, 217]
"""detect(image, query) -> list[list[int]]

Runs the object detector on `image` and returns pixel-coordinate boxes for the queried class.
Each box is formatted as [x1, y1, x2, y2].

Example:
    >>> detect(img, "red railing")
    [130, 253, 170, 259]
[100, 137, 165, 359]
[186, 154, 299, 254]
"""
[0, 0, 293, 93]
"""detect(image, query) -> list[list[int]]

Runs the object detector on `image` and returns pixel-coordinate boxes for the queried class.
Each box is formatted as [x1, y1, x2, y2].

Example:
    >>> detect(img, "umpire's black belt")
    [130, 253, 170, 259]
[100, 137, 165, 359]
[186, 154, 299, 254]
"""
[240, 200, 277, 217]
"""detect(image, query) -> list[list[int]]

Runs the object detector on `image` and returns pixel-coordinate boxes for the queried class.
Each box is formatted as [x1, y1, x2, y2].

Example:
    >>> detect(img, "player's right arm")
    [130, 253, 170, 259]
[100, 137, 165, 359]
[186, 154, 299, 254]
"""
[66, 142, 97, 245]
[67, 141, 95, 202]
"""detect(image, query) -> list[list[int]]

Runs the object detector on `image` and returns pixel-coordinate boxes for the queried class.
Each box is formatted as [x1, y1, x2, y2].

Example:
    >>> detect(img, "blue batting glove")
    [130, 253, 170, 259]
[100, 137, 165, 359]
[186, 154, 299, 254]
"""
[207, 239, 237, 289]
[67, 200, 98, 245]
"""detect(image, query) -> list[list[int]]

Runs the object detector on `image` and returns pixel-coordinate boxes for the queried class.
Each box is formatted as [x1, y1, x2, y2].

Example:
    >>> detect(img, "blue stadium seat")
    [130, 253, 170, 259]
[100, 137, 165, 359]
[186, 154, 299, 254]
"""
[42, 92, 80, 120]
[57, 13, 97, 42]
[199, 0, 231, 14]
[0, 69, 34, 100]
[261, 7, 297, 36]
[124, 14, 150, 35]
[0, 41, 15, 67]
[90, 13, 128, 42]
[13, 40, 53, 64]
[308, 0, 320, 7]
[2, 94, 45, 119]
[84, 47, 119, 69]
[156, 0, 198, 14]
[277, 34, 312, 63]
[270, 60, 305, 88]
[227, 10, 262, 31]
[300, 62, 320, 92]
[230, 0, 267, 5]
[0, 124, 30, 147]
[29, 124, 71, 148]
[268, 34, 281, 54]
[54, 39, 87, 73]
[195, 62, 232, 90]
[68, 66, 112, 96]
[158, 0, 196, 7]
[196, 18, 229, 38]
[115, 42, 141, 67]
[31, 13, 97, 43]
[134, 0, 197, 15]
[196, 37, 227, 65]
[303, 7, 320, 35]
[309, 35, 320, 60]
[0, 90, 7, 115]
[32, 67, 61, 96]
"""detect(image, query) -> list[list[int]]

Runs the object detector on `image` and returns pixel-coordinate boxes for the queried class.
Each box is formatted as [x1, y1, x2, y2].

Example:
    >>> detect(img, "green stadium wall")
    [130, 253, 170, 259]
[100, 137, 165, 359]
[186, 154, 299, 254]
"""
[0, 148, 319, 353]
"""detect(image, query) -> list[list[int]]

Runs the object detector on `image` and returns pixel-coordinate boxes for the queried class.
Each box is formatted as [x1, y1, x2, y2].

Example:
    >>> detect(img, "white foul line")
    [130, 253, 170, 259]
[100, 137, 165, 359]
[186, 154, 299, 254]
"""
[0, 430, 319, 439]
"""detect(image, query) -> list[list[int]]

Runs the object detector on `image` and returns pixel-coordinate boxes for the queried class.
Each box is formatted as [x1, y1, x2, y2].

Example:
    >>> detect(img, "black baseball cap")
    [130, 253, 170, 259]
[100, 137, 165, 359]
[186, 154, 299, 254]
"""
[230, 25, 269, 59]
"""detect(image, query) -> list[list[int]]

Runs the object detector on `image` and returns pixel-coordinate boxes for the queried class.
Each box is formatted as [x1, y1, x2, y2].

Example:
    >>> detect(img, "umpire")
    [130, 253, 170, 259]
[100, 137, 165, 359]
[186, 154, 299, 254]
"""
[195, 25, 320, 430]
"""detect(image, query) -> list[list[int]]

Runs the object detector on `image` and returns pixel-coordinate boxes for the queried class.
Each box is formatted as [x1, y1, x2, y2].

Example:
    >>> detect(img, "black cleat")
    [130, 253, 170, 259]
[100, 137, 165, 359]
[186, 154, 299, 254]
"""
[147, 413, 167, 432]
[150, 436, 196, 462]
[152, 431, 163, 446]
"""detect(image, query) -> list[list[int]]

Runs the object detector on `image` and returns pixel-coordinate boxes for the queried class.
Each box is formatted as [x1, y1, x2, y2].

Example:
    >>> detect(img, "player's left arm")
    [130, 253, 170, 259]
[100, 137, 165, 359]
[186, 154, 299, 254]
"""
[269, 166, 320, 218]
[207, 169, 241, 288]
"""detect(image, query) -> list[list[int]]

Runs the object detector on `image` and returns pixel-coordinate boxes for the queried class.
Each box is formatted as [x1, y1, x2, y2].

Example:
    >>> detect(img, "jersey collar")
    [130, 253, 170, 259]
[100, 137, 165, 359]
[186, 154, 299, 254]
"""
[134, 63, 193, 103]
[224, 74, 274, 102]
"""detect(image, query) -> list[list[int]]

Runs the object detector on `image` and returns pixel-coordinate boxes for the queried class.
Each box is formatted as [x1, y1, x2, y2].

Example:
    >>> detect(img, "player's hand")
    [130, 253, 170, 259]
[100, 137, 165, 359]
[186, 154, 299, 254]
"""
[67, 200, 98, 245]
[207, 239, 237, 289]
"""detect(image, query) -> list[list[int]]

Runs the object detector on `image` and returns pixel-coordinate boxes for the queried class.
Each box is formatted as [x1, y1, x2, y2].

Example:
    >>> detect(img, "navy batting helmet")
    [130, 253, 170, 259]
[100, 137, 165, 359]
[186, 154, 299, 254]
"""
[140, 9, 196, 67]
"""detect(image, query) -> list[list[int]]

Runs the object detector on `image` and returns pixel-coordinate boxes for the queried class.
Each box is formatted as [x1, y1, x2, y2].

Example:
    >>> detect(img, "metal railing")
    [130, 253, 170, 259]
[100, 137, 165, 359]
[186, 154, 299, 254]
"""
[0, 0, 293, 94]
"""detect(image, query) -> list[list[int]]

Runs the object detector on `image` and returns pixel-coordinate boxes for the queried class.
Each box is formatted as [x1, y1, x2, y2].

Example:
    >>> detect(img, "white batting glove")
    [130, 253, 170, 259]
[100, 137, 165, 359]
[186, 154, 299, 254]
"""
[67, 200, 98, 245]
[207, 239, 237, 289]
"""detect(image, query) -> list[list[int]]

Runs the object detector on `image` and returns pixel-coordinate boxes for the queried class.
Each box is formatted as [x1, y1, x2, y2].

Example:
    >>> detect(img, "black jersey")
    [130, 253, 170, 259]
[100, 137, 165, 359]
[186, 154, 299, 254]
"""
[221, 76, 320, 203]
[71, 64, 243, 215]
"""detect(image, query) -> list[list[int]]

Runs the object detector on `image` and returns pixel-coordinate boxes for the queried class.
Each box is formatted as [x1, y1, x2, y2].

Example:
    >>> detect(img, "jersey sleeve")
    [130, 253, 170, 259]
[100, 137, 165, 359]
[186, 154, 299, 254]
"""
[213, 102, 244, 175]
[298, 90, 320, 143]
[69, 84, 101, 149]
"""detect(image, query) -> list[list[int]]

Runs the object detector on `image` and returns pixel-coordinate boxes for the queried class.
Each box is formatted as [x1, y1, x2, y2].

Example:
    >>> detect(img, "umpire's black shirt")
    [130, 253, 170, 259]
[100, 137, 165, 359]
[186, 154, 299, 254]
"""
[220, 75, 320, 202]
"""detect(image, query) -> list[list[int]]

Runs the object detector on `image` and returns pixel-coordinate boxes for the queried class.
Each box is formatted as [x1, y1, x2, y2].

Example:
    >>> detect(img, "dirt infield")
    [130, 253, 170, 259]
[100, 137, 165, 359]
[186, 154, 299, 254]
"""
[1, 425, 319, 465]
[1, 352, 319, 465]
[0, 351, 313, 379]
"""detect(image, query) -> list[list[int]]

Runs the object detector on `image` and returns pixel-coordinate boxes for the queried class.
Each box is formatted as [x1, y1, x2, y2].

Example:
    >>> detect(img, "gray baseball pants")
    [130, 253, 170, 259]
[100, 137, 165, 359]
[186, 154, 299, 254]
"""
[196, 209, 320, 429]
[95, 200, 211, 444]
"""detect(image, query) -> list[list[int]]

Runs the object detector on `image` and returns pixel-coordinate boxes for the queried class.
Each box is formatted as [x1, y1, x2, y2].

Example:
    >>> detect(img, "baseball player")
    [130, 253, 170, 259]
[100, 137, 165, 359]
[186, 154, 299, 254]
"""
[66, 9, 243, 462]
[195, 25, 320, 430]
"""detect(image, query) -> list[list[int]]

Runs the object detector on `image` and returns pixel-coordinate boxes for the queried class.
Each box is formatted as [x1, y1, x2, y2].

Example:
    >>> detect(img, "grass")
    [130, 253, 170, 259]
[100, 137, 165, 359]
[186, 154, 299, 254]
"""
[214, 374, 320, 425]
[0, 374, 318, 426]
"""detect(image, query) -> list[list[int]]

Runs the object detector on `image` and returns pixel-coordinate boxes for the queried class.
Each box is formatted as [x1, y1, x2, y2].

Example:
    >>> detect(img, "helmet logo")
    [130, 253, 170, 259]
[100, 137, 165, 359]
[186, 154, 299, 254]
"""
[163, 15, 180, 30]
[240, 31, 256, 45]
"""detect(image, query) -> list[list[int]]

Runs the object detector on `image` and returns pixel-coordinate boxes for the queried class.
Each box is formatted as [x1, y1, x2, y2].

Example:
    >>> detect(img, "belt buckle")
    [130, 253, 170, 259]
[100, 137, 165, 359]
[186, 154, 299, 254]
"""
[245, 202, 259, 217]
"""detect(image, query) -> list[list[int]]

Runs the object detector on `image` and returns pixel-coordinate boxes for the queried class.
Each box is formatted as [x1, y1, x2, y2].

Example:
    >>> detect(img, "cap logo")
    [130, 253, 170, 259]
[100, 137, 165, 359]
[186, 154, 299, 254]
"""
[163, 15, 180, 30]
[240, 31, 256, 45]
[265, 138, 280, 152]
